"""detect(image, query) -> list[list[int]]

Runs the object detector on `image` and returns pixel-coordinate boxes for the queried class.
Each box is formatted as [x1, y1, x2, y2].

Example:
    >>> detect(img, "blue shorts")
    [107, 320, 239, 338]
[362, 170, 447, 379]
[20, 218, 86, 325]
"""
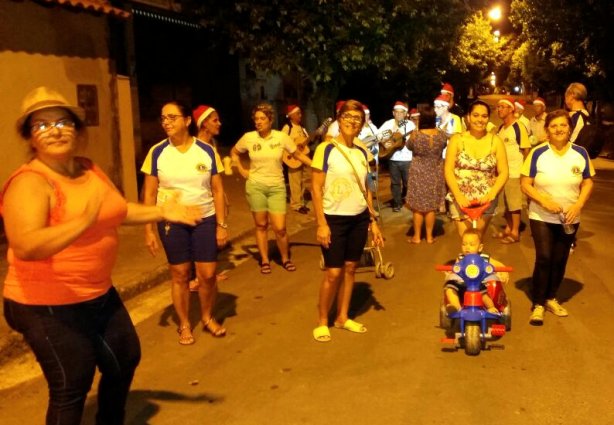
[321, 210, 370, 268]
[245, 180, 287, 214]
[157, 215, 217, 264]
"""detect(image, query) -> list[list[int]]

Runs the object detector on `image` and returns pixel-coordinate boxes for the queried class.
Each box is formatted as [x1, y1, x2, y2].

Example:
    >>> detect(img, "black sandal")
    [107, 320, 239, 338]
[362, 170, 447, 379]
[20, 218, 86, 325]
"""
[260, 262, 272, 274]
[282, 260, 296, 272]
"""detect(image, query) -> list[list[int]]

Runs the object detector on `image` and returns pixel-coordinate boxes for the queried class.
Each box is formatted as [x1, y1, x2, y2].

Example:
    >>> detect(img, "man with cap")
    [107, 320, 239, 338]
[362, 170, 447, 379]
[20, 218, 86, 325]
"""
[378, 101, 416, 212]
[434, 94, 463, 137]
[529, 97, 548, 146]
[409, 108, 420, 128]
[281, 105, 310, 214]
[357, 103, 379, 143]
[514, 99, 531, 136]
[496, 97, 531, 243]
[441, 82, 465, 117]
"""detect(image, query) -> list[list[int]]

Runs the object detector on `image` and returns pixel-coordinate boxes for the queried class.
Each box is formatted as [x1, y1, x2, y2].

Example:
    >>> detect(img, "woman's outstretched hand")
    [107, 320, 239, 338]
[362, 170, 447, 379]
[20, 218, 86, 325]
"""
[160, 192, 202, 225]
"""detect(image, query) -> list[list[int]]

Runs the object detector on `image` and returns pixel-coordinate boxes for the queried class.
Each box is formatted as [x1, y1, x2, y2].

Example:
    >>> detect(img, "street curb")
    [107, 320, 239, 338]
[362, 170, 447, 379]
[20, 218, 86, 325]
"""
[0, 224, 277, 367]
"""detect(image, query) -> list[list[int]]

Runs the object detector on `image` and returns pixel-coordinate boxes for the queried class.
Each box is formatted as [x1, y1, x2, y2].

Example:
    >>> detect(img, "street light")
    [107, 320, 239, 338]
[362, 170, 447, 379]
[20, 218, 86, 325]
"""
[488, 6, 502, 21]
[493, 29, 500, 43]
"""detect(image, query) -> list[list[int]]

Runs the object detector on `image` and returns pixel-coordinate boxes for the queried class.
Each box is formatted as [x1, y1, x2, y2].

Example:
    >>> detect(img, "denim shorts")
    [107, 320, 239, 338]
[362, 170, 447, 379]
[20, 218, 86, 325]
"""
[448, 196, 498, 220]
[245, 180, 287, 214]
[157, 215, 217, 264]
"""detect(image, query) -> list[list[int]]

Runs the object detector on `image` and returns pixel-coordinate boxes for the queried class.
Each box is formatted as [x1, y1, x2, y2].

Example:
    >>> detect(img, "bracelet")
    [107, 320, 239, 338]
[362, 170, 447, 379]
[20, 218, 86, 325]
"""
[217, 222, 228, 229]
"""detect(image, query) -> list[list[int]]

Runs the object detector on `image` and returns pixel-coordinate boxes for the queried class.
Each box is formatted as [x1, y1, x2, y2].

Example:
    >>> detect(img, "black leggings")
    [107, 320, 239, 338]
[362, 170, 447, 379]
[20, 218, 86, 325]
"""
[529, 219, 578, 307]
[4, 287, 141, 425]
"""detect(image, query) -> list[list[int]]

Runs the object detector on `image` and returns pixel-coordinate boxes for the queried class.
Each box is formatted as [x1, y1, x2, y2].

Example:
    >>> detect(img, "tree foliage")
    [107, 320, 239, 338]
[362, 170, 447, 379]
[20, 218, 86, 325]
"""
[183, 0, 470, 104]
[510, 0, 614, 97]
[450, 12, 503, 74]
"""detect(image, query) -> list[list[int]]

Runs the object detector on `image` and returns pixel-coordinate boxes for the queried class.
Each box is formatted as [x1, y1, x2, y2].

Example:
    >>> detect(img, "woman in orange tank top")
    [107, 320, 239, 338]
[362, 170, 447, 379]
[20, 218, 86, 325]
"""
[1, 87, 201, 425]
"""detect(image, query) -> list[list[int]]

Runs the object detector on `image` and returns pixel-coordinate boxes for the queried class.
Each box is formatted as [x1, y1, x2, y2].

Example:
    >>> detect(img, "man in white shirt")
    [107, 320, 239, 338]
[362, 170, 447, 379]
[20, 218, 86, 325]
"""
[378, 101, 415, 212]
[529, 97, 548, 146]
[496, 97, 531, 243]
[514, 99, 531, 136]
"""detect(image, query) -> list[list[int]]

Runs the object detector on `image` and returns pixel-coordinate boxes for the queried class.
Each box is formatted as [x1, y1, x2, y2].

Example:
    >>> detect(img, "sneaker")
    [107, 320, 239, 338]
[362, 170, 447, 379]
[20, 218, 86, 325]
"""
[529, 305, 545, 326]
[545, 299, 568, 317]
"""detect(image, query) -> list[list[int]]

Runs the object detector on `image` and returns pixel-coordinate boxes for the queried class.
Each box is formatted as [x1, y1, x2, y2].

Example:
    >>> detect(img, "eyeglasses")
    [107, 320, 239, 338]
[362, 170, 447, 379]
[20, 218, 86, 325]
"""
[30, 119, 76, 134]
[340, 114, 362, 124]
[496, 105, 511, 110]
[159, 114, 184, 123]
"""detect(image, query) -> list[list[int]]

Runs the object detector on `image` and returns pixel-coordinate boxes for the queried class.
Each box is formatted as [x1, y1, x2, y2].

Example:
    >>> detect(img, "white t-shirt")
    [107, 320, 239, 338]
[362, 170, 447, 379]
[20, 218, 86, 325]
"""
[141, 138, 222, 218]
[521, 142, 595, 224]
[312, 140, 369, 215]
[234, 129, 297, 186]
[378, 118, 415, 161]
[498, 121, 531, 178]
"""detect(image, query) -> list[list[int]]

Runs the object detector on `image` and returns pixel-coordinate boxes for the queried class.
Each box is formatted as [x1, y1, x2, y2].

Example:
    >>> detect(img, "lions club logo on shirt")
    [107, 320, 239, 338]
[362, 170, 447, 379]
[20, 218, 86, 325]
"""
[196, 163, 209, 173]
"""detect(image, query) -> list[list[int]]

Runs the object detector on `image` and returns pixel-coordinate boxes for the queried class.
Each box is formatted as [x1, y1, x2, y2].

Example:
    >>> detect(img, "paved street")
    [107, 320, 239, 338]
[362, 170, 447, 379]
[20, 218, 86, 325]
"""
[0, 164, 613, 425]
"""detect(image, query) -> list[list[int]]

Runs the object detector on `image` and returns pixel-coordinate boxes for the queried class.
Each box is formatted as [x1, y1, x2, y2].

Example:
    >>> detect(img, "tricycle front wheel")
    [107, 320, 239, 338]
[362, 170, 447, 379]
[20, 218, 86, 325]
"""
[464, 323, 482, 356]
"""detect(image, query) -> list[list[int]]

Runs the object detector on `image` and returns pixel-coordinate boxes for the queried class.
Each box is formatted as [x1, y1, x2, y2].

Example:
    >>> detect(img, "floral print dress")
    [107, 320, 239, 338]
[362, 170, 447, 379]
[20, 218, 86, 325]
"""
[452, 135, 497, 201]
[405, 130, 447, 211]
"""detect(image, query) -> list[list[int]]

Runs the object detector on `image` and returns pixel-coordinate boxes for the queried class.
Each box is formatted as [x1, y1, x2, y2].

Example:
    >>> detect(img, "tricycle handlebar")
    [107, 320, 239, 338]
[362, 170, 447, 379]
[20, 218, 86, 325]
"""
[435, 265, 513, 272]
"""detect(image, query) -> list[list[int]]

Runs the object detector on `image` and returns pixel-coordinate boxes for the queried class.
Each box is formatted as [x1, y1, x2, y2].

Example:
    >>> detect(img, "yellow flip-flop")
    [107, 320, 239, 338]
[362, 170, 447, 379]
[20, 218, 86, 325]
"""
[313, 325, 331, 342]
[334, 319, 367, 333]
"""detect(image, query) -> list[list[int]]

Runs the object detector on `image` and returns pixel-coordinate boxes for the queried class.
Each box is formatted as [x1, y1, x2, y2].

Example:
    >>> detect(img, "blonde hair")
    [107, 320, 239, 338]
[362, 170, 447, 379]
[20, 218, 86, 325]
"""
[565, 82, 587, 102]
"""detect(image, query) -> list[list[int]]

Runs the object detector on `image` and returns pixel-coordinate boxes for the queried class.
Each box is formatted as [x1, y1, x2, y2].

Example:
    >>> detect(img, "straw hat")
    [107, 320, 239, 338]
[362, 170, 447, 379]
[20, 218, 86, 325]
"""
[16, 87, 85, 132]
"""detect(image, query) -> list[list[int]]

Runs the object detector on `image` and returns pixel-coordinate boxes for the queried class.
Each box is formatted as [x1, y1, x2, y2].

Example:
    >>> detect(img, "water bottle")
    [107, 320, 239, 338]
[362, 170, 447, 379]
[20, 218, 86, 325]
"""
[559, 213, 575, 235]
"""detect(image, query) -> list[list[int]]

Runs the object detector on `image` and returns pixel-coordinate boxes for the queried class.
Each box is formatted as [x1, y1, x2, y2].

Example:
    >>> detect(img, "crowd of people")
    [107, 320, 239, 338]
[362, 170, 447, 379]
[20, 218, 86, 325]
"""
[0, 81, 597, 422]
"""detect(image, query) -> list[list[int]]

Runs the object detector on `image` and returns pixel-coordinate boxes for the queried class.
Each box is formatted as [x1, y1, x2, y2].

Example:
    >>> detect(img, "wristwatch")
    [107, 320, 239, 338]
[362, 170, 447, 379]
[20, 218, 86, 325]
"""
[217, 222, 228, 229]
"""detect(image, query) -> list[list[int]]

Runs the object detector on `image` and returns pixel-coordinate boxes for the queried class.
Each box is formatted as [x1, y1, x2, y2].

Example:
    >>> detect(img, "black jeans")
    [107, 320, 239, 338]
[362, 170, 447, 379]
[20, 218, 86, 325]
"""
[4, 287, 141, 425]
[529, 219, 578, 307]
[389, 160, 410, 208]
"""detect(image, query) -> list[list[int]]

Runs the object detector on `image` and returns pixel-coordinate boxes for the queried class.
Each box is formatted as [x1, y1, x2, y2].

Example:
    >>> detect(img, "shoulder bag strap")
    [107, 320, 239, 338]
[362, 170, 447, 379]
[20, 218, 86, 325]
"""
[330, 141, 377, 218]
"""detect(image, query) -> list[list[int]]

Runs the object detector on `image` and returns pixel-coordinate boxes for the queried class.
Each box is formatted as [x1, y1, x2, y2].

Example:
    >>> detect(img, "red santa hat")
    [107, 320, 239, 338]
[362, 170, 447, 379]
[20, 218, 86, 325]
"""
[434, 94, 450, 106]
[533, 97, 546, 107]
[362, 103, 370, 114]
[393, 101, 409, 111]
[514, 99, 526, 111]
[441, 83, 455, 96]
[498, 97, 516, 110]
[192, 105, 216, 128]
[335, 100, 346, 113]
[409, 108, 420, 117]
[285, 104, 300, 117]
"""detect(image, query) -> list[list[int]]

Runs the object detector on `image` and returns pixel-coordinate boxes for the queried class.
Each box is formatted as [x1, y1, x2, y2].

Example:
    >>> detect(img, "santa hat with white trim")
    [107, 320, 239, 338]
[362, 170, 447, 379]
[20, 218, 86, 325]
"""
[285, 104, 300, 117]
[434, 94, 450, 106]
[192, 105, 216, 128]
[497, 97, 515, 111]
[393, 101, 409, 111]
[441, 83, 454, 96]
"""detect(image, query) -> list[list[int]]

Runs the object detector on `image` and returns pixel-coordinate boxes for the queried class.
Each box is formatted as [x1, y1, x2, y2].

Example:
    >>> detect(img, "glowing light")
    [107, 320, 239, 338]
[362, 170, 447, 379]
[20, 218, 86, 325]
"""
[488, 6, 502, 21]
